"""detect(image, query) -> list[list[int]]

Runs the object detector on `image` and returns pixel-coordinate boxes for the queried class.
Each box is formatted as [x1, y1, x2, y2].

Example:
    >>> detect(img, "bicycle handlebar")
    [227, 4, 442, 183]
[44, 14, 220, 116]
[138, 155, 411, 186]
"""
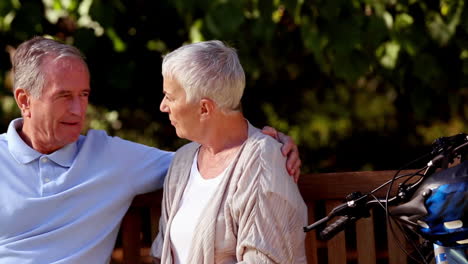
[303, 133, 468, 241]
[319, 215, 357, 240]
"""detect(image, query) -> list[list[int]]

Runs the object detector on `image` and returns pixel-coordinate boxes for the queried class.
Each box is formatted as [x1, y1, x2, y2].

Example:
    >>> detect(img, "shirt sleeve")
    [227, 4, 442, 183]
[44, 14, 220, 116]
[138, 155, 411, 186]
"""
[106, 135, 174, 196]
[132, 147, 174, 195]
[235, 137, 308, 264]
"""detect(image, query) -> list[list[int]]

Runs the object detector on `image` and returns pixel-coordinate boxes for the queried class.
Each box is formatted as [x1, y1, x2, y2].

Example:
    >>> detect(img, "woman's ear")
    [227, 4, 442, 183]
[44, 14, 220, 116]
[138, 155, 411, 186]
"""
[200, 98, 215, 120]
[15, 88, 31, 118]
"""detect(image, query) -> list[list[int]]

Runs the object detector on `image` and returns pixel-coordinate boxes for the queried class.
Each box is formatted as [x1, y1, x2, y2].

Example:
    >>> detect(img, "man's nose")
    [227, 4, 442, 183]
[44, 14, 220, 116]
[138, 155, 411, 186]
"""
[69, 97, 85, 115]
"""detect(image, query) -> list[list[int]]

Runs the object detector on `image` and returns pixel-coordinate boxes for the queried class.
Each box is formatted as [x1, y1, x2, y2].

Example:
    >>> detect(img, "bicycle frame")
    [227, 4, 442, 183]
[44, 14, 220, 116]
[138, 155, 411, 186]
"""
[304, 134, 468, 264]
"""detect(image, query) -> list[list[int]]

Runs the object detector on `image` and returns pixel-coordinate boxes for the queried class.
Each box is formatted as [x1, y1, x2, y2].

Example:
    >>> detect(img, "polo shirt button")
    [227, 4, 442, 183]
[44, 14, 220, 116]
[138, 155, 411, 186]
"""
[41, 157, 48, 163]
[44, 178, 51, 183]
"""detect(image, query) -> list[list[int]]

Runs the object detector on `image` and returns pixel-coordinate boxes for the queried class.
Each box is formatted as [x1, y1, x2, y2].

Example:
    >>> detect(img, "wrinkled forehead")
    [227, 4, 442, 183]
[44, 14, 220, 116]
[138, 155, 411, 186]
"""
[43, 55, 88, 71]
[41, 55, 90, 90]
[41, 56, 89, 80]
[163, 77, 186, 95]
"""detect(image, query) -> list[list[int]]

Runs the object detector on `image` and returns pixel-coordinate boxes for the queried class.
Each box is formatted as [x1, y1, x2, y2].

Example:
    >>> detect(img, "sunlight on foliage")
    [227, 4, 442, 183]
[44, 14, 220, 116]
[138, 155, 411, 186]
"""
[394, 13, 413, 30]
[42, 0, 70, 23]
[147, 40, 167, 53]
[0, 96, 20, 119]
[426, 0, 464, 46]
[85, 104, 122, 132]
[376, 41, 400, 69]
[0, 0, 19, 32]
[77, 0, 104, 36]
[1, 0, 467, 171]
[382, 12, 393, 29]
[417, 117, 468, 144]
[189, 19, 204, 43]
[0, 11, 15, 32]
[106, 27, 126, 52]
[272, 5, 284, 23]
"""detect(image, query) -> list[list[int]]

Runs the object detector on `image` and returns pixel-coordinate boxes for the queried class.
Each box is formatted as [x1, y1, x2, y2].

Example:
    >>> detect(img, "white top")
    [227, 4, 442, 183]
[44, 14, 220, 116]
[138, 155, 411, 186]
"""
[170, 150, 225, 264]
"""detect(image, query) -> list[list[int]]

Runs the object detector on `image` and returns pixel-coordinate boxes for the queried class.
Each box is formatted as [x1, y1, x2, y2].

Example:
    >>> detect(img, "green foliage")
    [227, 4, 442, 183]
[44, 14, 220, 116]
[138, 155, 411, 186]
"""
[0, 0, 467, 172]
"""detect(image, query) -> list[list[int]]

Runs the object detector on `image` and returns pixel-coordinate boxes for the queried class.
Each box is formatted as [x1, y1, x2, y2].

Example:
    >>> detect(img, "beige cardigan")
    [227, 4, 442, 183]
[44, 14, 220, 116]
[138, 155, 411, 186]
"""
[151, 124, 307, 264]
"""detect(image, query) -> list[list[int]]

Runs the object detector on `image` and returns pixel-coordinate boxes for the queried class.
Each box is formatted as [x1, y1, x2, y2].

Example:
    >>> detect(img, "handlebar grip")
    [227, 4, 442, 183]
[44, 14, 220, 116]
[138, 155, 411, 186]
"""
[319, 216, 356, 240]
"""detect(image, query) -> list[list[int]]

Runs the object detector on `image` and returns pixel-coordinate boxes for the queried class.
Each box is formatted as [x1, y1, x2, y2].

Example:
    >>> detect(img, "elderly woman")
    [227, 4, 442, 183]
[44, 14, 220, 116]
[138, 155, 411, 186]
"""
[151, 40, 307, 264]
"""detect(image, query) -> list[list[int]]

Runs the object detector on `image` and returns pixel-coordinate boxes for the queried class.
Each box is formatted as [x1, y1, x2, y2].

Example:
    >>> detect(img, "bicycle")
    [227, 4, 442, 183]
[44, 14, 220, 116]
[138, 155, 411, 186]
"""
[304, 133, 468, 264]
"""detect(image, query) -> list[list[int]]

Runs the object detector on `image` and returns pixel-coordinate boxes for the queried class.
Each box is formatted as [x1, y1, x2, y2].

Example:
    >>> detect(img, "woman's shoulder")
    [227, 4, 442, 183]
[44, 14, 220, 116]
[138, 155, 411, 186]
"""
[239, 128, 286, 173]
[242, 127, 301, 191]
[245, 129, 284, 161]
[163, 142, 199, 190]
[173, 142, 199, 160]
[237, 131, 304, 208]
[166, 142, 198, 177]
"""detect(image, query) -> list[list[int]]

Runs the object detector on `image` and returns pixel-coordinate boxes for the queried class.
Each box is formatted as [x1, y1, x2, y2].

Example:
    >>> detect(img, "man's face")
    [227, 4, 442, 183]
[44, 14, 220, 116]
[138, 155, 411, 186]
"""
[26, 56, 90, 151]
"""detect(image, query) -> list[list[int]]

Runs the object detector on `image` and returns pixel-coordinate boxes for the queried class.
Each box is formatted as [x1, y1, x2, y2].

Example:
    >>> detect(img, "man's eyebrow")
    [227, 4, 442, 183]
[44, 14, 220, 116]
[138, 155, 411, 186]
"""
[54, 90, 72, 96]
[53, 89, 91, 96]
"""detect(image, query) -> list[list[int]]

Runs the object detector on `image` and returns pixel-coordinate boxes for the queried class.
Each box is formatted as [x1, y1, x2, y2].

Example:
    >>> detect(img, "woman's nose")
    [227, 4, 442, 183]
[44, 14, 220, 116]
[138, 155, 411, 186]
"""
[160, 98, 168, 112]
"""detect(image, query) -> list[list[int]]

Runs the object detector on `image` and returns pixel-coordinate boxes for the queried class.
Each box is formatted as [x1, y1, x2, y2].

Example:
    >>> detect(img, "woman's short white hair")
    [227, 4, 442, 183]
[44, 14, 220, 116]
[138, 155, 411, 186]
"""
[162, 40, 245, 111]
[12, 36, 87, 98]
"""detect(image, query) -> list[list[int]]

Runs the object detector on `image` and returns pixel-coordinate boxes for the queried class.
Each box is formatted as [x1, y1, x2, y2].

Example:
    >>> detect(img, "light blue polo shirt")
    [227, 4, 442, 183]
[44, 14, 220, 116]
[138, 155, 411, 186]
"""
[0, 118, 174, 263]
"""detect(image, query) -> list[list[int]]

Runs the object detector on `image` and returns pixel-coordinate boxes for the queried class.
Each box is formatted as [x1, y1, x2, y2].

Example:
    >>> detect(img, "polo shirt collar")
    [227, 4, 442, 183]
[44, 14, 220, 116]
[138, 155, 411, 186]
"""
[7, 118, 78, 167]
[48, 143, 77, 167]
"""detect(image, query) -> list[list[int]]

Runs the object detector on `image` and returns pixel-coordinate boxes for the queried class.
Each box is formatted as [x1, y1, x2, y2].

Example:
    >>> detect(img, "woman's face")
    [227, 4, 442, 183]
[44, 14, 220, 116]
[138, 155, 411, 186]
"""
[160, 78, 200, 140]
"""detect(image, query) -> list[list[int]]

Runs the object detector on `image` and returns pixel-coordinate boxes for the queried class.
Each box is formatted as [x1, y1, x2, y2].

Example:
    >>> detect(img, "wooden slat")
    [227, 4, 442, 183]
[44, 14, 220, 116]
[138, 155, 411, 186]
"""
[356, 210, 376, 264]
[326, 200, 347, 264]
[298, 170, 418, 201]
[387, 219, 408, 264]
[150, 205, 161, 241]
[131, 191, 162, 207]
[304, 202, 318, 264]
[121, 207, 142, 264]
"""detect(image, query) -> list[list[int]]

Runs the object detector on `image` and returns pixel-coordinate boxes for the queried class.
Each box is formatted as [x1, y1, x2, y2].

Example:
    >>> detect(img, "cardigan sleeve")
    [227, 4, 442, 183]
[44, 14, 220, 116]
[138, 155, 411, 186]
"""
[150, 142, 198, 263]
[150, 148, 179, 261]
[234, 136, 308, 264]
[150, 164, 171, 261]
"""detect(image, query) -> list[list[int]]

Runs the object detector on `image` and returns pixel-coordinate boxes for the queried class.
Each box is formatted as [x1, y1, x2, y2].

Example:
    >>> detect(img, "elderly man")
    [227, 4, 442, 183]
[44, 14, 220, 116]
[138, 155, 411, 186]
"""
[0, 36, 301, 263]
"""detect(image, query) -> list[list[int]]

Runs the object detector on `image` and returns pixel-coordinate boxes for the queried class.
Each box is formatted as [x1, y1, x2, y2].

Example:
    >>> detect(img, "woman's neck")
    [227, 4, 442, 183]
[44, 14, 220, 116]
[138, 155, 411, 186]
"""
[200, 112, 248, 155]
[196, 112, 248, 179]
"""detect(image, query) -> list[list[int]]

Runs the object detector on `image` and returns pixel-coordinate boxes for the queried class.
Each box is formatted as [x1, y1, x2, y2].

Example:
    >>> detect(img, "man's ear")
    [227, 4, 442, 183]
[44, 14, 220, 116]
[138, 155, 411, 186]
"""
[200, 98, 215, 120]
[14, 88, 31, 118]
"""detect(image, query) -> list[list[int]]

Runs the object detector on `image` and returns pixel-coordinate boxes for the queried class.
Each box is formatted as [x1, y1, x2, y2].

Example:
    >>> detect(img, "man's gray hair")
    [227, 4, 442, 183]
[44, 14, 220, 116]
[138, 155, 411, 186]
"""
[162, 40, 245, 111]
[12, 36, 87, 98]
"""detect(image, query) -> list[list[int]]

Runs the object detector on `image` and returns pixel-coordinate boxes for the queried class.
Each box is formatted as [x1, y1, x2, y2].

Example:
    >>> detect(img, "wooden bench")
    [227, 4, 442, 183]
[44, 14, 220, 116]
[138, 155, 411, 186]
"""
[112, 171, 416, 264]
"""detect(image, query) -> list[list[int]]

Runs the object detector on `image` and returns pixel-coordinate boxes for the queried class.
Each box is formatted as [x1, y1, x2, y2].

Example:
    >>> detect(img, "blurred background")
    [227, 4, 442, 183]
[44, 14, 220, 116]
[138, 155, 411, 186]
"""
[0, 0, 467, 173]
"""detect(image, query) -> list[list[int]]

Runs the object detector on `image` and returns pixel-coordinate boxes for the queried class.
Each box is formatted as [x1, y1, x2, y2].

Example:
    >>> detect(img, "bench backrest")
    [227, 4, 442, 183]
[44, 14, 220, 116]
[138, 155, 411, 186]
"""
[300, 171, 413, 264]
[113, 171, 415, 264]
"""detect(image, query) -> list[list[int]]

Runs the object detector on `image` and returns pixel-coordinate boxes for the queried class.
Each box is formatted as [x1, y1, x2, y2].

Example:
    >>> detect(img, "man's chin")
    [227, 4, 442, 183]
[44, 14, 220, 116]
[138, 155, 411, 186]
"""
[61, 131, 81, 145]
